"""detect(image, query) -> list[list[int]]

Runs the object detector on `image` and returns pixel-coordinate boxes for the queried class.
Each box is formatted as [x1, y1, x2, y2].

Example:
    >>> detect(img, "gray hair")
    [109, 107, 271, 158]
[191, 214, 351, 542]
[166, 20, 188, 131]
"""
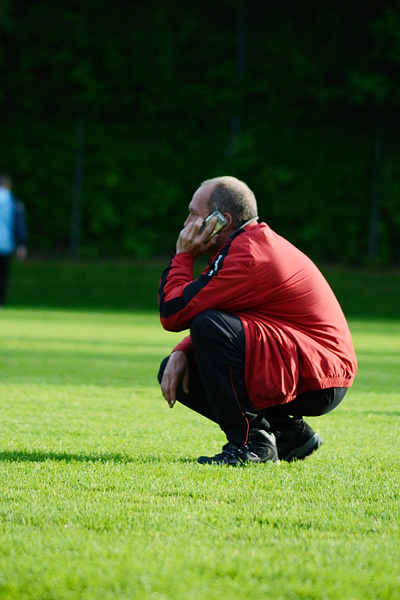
[201, 176, 258, 229]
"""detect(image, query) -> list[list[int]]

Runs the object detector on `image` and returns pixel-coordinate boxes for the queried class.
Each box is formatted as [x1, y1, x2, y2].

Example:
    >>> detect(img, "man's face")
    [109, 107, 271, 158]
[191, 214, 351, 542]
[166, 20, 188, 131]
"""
[183, 185, 212, 228]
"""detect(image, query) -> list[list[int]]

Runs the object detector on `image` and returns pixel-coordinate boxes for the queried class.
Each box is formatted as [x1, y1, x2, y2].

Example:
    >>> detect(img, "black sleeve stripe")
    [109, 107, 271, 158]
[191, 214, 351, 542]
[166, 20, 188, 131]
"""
[159, 273, 213, 318]
[158, 232, 244, 320]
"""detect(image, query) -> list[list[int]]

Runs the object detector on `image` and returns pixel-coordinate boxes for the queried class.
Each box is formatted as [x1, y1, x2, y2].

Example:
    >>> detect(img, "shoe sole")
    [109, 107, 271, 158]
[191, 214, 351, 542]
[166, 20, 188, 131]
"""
[281, 433, 323, 462]
[197, 454, 280, 465]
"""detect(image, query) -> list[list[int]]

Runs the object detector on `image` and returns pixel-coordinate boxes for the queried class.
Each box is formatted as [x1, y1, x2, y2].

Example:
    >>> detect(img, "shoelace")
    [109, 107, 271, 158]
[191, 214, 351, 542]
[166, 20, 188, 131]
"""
[218, 443, 246, 459]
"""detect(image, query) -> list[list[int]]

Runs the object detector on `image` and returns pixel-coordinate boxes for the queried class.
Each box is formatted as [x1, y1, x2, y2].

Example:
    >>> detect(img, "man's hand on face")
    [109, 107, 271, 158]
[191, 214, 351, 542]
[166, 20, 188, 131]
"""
[176, 216, 220, 257]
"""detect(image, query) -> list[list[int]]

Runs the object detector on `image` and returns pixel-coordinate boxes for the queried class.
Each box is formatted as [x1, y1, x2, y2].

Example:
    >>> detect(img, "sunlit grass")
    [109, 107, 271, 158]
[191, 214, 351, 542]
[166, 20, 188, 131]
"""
[0, 309, 399, 600]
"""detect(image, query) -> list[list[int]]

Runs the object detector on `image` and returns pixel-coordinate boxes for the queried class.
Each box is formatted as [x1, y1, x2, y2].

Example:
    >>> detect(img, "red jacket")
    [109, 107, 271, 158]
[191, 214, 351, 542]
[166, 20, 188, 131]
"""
[159, 222, 357, 409]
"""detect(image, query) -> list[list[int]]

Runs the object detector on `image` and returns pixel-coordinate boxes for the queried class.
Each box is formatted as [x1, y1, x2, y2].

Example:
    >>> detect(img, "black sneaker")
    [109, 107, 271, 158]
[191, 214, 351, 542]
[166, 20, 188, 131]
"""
[247, 429, 280, 463]
[197, 441, 276, 465]
[270, 417, 323, 461]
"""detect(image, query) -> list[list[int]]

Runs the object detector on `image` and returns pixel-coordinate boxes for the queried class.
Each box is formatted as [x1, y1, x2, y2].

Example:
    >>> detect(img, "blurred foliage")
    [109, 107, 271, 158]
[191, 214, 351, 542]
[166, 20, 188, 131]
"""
[0, 0, 399, 263]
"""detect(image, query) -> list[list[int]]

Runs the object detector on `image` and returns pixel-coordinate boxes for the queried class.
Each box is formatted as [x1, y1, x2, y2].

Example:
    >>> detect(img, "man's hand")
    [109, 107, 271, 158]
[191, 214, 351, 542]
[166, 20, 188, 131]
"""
[160, 350, 190, 408]
[176, 216, 219, 257]
[16, 246, 27, 260]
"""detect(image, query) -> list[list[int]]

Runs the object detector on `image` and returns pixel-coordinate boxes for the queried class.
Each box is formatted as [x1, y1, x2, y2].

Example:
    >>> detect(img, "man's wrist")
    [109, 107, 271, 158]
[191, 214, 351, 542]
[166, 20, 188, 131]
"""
[174, 251, 196, 262]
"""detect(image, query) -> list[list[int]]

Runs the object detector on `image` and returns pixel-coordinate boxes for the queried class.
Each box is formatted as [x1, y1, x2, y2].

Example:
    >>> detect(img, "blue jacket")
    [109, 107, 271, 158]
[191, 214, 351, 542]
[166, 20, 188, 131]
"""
[0, 186, 27, 255]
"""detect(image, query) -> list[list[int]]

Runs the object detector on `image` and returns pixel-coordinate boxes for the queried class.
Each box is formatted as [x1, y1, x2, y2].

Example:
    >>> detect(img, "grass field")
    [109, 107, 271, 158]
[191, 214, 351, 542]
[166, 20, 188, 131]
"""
[0, 305, 399, 600]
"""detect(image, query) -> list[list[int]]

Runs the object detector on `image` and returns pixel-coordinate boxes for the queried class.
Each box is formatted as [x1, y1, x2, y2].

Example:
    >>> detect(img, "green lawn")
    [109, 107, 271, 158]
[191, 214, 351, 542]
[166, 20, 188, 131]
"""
[0, 307, 399, 600]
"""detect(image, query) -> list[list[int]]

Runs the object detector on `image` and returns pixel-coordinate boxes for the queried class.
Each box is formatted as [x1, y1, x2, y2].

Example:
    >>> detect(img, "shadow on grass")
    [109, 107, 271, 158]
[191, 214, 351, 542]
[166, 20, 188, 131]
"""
[0, 450, 195, 464]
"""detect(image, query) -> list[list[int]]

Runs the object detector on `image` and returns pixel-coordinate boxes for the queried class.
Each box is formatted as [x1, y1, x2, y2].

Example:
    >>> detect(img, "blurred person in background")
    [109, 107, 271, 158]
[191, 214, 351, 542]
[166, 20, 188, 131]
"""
[0, 174, 27, 306]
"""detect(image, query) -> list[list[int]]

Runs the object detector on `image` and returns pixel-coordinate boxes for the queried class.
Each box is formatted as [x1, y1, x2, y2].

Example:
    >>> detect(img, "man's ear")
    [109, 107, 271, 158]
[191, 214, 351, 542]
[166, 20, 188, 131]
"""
[223, 213, 233, 228]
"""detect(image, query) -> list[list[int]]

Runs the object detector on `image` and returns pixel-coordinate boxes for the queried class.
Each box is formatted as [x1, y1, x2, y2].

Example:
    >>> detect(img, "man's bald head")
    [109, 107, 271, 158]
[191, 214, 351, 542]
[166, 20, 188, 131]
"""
[200, 176, 258, 229]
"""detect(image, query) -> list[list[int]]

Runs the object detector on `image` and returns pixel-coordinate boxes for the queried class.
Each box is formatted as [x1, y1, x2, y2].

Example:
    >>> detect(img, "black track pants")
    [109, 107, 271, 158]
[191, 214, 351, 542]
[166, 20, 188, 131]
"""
[158, 310, 347, 445]
[0, 255, 11, 306]
[158, 310, 269, 446]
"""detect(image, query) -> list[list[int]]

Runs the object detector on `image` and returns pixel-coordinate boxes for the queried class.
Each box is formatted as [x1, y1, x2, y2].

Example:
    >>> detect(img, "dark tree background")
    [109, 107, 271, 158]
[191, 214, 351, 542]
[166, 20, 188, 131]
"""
[1, 0, 399, 263]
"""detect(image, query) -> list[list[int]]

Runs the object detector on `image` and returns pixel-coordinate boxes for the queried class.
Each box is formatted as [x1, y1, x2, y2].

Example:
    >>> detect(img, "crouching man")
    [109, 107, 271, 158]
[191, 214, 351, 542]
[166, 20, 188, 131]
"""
[158, 176, 357, 465]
